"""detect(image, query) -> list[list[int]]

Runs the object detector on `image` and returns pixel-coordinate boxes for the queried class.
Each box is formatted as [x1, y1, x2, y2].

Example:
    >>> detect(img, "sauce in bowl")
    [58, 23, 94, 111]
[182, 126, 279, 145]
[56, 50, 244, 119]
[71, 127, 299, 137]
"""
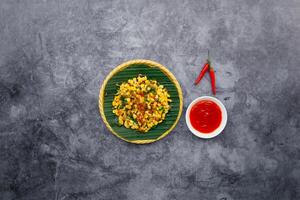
[189, 100, 222, 133]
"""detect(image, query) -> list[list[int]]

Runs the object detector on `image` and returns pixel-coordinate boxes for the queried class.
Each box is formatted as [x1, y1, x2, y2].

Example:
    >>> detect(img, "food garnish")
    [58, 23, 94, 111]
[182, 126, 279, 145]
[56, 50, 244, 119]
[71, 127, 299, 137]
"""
[194, 63, 209, 85]
[194, 50, 216, 95]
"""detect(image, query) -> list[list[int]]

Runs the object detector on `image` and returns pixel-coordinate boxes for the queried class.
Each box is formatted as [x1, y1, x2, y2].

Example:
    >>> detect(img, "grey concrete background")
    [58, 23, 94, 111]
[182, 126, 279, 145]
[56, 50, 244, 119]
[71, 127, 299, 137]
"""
[0, 0, 300, 199]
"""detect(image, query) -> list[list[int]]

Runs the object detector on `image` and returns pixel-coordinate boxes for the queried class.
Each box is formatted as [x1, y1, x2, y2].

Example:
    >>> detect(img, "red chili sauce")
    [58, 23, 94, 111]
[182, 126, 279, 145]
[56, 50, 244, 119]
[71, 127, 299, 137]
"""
[189, 100, 222, 133]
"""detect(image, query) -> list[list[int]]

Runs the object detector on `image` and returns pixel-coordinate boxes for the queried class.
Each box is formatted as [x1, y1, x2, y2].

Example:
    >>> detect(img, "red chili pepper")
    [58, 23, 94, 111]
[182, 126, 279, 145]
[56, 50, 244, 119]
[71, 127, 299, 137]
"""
[194, 62, 209, 85]
[208, 62, 216, 95]
[195, 50, 217, 95]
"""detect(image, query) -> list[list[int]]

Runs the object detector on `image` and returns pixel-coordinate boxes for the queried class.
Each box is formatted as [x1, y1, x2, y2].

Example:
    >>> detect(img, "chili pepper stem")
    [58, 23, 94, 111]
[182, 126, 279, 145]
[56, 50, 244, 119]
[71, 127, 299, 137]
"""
[207, 50, 211, 67]
[208, 49, 210, 61]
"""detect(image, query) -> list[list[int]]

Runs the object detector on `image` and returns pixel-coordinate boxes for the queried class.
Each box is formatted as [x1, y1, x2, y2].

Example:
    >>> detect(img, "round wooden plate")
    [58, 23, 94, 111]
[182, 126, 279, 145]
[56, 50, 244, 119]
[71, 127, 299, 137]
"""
[99, 60, 183, 144]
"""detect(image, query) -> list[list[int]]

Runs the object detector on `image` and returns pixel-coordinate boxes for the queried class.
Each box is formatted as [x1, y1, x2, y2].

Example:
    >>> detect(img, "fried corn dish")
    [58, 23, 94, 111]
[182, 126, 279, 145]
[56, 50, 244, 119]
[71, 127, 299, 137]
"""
[112, 75, 171, 132]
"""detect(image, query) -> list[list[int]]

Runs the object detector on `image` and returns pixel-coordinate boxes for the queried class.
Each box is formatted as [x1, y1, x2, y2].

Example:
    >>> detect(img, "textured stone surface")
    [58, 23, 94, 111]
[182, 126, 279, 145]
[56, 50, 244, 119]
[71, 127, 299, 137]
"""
[0, 0, 300, 199]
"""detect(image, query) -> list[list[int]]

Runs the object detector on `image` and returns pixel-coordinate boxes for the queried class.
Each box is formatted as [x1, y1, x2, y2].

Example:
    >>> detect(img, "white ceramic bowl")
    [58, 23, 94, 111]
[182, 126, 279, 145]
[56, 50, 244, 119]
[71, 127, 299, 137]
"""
[185, 96, 227, 139]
